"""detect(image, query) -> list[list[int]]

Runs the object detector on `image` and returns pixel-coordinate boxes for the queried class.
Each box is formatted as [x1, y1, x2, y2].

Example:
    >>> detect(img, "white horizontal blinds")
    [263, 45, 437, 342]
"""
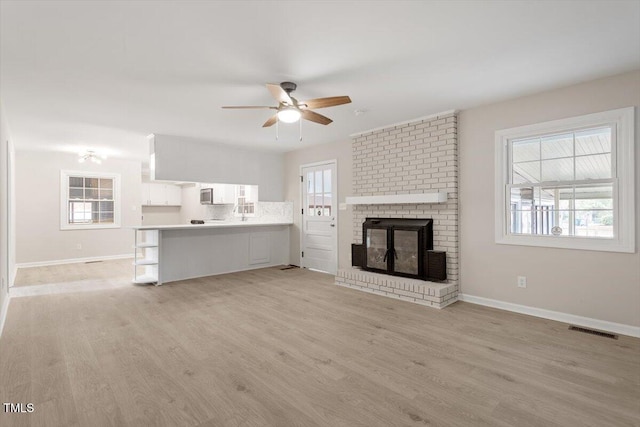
[508, 126, 614, 238]
[68, 176, 115, 225]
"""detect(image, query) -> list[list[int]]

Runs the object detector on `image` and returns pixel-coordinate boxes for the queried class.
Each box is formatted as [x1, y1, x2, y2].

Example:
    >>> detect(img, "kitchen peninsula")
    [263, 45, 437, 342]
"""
[132, 220, 292, 285]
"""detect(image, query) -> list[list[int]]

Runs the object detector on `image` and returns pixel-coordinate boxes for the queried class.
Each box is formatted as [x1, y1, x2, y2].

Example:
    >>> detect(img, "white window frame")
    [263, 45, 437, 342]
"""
[60, 170, 122, 230]
[495, 107, 635, 253]
[234, 185, 256, 218]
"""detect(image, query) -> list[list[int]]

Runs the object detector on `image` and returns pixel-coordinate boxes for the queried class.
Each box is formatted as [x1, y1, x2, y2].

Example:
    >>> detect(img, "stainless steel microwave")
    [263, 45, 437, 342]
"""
[200, 188, 213, 204]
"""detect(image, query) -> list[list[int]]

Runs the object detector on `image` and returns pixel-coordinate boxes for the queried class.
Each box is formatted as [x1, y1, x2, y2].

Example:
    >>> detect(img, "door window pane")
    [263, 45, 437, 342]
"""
[307, 172, 314, 194]
[306, 196, 314, 215]
[315, 170, 323, 193]
[323, 169, 332, 193]
[323, 193, 332, 216]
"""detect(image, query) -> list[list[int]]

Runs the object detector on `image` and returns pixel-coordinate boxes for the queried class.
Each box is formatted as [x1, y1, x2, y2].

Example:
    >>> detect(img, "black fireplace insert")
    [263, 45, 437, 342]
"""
[352, 218, 446, 281]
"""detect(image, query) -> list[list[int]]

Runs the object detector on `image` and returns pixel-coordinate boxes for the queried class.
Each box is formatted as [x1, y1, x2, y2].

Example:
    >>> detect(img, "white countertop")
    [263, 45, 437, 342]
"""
[132, 221, 293, 231]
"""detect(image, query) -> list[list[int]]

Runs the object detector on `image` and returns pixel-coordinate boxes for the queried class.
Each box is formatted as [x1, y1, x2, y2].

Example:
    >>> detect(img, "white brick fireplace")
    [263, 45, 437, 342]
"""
[336, 111, 459, 309]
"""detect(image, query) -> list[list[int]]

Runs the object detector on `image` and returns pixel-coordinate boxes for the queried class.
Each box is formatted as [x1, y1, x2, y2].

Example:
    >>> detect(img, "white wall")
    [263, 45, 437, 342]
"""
[15, 151, 142, 264]
[0, 100, 14, 336]
[284, 140, 352, 268]
[141, 206, 182, 225]
[152, 134, 284, 201]
[179, 184, 207, 223]
[458, 70, 640, 327]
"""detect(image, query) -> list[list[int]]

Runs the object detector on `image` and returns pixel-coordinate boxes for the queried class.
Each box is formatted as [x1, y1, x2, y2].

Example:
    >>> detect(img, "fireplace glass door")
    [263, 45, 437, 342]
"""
[393, 229, 419, 276]
[366, 228, 388, 271]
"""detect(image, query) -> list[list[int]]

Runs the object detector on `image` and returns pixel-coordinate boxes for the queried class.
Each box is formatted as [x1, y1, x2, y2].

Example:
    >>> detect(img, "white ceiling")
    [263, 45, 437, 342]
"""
[1, 0, 639, 161]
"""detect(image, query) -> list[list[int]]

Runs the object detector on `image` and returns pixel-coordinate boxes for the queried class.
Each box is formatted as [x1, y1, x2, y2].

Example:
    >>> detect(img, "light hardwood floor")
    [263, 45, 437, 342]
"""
[13, 259, 132, 287]
[1, 267, 638, 426]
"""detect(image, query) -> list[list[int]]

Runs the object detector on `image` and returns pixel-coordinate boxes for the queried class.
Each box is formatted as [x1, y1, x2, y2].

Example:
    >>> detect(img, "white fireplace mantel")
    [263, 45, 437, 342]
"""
[345, 192, 448, 205]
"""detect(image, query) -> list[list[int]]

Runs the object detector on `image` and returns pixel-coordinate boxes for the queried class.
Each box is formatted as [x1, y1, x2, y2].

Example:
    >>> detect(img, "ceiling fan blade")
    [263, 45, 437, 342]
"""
[301, 109, 333, 125]
[262, 114, 278, 127]
[266, 83, 293, 105]
[222, 106, 277, 109]
[300, 96, 351, 109]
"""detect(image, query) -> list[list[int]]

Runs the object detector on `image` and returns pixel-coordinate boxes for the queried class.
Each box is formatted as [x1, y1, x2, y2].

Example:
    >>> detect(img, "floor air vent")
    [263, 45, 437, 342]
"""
[569, 325, 618, 340]
[280, 265, 299, 270]
[84, 260, 103, 264]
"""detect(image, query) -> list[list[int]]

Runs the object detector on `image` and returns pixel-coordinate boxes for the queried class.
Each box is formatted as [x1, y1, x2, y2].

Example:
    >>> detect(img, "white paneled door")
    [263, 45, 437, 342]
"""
[301, 161, 337, 274]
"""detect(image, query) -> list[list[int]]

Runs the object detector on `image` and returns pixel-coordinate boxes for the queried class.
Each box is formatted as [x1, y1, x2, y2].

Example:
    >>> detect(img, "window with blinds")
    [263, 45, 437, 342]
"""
[61, 171, 121, 229]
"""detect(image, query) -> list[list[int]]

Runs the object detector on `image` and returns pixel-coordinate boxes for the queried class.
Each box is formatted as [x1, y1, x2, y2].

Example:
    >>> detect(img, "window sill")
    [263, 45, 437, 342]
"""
[496, 234, 634, 253]
[61, 224, 121, 231]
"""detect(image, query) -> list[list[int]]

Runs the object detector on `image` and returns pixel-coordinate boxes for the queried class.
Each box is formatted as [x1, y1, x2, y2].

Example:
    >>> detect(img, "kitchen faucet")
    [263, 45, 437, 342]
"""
[233, 204, 248, 221]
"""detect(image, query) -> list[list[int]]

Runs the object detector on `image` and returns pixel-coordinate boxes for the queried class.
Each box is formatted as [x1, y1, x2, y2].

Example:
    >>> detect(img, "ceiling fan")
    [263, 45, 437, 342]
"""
[222, 82, 351, 127]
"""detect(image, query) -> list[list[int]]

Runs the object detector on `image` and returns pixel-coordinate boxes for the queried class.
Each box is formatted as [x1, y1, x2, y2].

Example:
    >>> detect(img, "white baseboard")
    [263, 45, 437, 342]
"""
[16, 254, 133, 269]
[0, 292, 10, 339]
[458, 293, 640, 338]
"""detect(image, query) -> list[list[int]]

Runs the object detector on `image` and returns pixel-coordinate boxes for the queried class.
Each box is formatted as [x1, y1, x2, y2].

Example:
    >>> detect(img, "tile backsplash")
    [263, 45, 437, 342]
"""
[205, 201, 293, 223]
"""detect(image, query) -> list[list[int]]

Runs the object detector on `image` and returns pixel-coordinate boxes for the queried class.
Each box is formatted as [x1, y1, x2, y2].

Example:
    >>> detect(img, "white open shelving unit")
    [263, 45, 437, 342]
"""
[133, 229, 160, 285]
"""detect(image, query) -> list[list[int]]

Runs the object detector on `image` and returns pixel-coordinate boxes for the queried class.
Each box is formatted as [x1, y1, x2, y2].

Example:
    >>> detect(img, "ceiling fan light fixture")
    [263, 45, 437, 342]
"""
[277, 107, 301, 123]
[78, 150, 105, 164]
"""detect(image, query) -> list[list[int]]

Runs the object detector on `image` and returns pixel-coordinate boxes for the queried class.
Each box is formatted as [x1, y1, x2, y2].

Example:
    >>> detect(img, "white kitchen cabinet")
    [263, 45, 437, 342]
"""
[142, 183, 182, 206]
[211, 184, 236, 204]
[141, 183, 150, 205]
[249, 232, 271, 265]
[166, 185, 182, 206]
[149, 184, 166, 205]
[133, 223, 290, 285]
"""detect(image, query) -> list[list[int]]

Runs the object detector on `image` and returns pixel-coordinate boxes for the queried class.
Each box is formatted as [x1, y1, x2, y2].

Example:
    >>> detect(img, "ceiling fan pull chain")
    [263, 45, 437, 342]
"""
[276, 116, 279, 140]
[299, 118, 303, 142]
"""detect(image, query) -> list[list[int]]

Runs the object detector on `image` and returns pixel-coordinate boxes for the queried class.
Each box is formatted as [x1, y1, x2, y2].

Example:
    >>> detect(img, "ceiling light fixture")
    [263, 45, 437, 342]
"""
[78, 150, 106, 164]
[277, 107, 301, 123]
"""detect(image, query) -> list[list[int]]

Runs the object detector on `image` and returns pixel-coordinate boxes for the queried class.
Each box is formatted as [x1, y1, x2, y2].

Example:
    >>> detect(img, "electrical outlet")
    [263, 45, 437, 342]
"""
[517, 276, 527, 288]
[76, 243, 82, 250]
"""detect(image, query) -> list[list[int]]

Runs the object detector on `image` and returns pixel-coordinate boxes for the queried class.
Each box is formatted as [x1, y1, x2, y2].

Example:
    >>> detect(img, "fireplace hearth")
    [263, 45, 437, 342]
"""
[351, 218, 446, 281]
